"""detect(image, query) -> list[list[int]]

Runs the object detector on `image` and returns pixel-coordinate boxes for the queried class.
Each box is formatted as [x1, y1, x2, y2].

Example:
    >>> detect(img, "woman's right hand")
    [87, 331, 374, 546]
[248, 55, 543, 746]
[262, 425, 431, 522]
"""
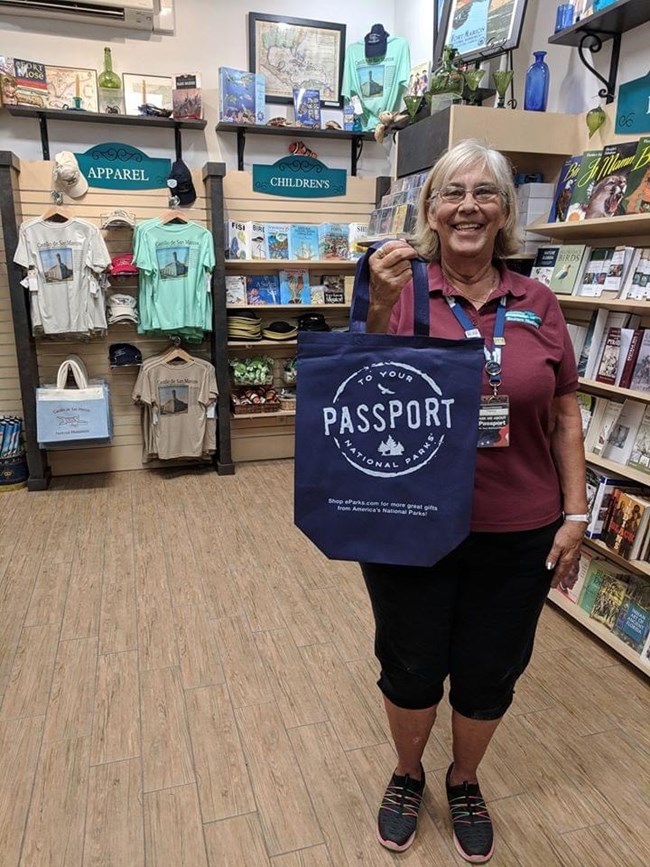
[367, 241, 419, 333]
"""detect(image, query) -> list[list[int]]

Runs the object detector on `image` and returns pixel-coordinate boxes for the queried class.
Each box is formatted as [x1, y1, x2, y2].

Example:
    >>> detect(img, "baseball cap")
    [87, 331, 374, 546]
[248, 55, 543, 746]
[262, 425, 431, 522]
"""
[109, 343, 142, 367]
[101, 209, 136, 229]
[52, 151, 88, 198]
[167, 159, 196, 206]
[365, 23, 389, 59]
[107, 294, 138, 325]
[109, 254, 139, 276]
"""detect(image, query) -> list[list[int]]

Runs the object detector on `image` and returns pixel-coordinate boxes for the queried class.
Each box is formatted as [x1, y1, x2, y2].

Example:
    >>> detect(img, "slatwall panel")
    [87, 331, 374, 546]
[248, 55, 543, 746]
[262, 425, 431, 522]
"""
[222, 171, 376, 463]
[0, 214, 23, 417]
[16, 161, 211, 476]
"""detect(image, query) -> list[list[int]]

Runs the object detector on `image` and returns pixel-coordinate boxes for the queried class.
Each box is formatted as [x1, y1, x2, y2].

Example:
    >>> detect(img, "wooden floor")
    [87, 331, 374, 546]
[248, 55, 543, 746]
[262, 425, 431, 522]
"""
[0, 462, 648, 867]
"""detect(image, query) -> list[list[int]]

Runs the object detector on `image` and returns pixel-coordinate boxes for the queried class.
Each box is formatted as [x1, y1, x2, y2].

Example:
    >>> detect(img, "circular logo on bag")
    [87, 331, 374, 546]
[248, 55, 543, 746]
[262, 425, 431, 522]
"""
[322, 361, 453, 477]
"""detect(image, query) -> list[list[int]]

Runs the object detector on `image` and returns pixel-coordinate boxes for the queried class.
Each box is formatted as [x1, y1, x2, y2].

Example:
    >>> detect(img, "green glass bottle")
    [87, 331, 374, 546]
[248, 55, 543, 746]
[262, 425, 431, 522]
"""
[98, 47, 123, 114]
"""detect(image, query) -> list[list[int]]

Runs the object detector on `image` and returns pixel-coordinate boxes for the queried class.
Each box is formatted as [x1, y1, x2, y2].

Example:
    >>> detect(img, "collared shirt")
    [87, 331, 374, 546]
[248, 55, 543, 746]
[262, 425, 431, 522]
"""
[389, 262, 579, 532]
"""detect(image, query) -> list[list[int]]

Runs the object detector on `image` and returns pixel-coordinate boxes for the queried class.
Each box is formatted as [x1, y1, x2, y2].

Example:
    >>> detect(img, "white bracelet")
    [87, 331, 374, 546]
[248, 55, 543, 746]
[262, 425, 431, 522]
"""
[564, 513, 589, 522]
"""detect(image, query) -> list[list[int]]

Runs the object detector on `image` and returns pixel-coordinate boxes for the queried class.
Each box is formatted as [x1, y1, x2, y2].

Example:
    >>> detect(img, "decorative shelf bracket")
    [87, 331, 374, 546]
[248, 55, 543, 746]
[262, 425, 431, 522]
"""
[577, 30, 622, 104]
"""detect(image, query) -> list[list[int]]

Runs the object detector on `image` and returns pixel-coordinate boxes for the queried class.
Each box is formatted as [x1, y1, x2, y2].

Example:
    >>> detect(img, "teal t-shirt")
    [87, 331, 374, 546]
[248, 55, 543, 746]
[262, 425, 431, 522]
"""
[342, 36, 411, 132]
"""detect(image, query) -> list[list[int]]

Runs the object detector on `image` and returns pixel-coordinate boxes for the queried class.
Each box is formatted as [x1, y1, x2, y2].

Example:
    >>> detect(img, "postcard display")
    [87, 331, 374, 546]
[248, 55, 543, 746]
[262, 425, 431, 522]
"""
[1, 156, 224, 480]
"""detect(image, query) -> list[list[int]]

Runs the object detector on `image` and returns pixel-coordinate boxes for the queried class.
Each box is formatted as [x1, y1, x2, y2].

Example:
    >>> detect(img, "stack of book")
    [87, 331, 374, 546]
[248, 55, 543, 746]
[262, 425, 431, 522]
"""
[583, 394, 650, 472]
[224, 222, 367, 261]
[567, 307, 650, 390]
[226, 271, 353, 306]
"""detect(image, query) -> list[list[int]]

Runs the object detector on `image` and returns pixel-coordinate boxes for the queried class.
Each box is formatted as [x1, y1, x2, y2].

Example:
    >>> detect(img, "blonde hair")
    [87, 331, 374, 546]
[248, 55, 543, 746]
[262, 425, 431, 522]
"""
[411, 139, 520, 261]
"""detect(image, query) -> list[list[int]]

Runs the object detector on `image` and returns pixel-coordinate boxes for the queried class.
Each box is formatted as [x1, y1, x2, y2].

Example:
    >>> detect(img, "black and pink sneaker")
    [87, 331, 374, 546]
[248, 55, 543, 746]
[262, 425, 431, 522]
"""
[377, 765, 426, 852]
[445, 764, 494, 863]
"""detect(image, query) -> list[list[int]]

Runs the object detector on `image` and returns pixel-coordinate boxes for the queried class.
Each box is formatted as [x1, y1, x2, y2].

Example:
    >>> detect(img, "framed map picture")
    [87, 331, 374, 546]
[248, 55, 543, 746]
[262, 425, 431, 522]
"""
[249, 12, 346, 107]
[45, 65, 98, 112]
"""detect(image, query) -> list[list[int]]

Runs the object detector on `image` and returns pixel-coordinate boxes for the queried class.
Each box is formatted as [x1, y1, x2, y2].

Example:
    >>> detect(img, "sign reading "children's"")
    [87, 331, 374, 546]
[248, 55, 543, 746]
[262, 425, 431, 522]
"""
[253, 155, 347, 198]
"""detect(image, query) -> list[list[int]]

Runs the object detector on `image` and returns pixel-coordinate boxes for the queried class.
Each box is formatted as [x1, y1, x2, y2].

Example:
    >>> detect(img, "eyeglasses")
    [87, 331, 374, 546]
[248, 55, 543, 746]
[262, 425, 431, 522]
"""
[430, 184, 504, 205]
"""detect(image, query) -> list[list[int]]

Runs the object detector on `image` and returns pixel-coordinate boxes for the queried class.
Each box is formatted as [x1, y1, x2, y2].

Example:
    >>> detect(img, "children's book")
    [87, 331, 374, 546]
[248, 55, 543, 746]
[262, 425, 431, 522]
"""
[225, 221, 251, 260]
[225, 276, 246, 306]
[279, 269, 310, 304]
[584, 141, 638, 219]
[245, 274, 281, 305]
[620, 136, 650, 214]
[548, 155, 582, 222]
[348, 223, 368, 260]
[548, 244, 589, 295]
[218, 67, 265, 124]
[566, 149, 604, 222]
[293, 87, 321, 128]
[172, 73, 202, 120]
[288, 224, 320, 261]
[249, 222, 267, 260]
[318, 223, 349, 259]
[264, 223, 290, 260]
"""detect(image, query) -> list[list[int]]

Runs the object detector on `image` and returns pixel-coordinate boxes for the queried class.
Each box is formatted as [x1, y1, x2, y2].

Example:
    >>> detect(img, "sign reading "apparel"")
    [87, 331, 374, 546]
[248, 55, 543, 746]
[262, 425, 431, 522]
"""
[75, 142, 171, 190]
[253, 155, 347, 198]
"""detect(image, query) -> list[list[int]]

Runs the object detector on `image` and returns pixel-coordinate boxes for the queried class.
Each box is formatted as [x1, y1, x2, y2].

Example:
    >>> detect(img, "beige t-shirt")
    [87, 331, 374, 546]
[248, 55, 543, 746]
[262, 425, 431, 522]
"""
[135, 359, 217, 459]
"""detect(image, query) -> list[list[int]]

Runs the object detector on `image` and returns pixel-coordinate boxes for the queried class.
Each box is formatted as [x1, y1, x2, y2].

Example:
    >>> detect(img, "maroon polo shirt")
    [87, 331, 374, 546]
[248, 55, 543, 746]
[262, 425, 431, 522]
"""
[388, 262, 579, 532]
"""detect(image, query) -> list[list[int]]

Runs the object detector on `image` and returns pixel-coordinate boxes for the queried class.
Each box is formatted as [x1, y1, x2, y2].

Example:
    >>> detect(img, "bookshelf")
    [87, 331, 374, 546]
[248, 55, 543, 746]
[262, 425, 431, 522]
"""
[578, 377, 650, 404]
[585, 452, 650, 487]
[583, 537, 650, 579]
[527, 213, 650, 242]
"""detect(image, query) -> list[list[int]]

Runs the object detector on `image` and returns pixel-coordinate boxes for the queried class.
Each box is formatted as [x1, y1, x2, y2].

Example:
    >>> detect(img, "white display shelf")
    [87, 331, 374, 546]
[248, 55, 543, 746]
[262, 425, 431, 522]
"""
[527, 213, 650, 241]
[548, 588, 648, 675]
[585, 451, 650, 486]
[578, 377, 650, 404]
[231, 409, 296, 420]
[225, 259, 357, 269]
[559, 296, 650, 315]
[582, 537, 650, 579]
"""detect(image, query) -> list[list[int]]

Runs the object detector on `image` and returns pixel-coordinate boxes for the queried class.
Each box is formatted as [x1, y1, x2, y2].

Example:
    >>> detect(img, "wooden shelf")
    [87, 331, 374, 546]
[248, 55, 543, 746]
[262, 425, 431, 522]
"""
[582, 537, 650, 578]
[527, 213, 650, 241]
[228, 339, 297, 348]
[548, 0, 650, 47]
[5, 105, 207, 130]
[225, 259, 357, 269]
[547, 588, 648, 674]
[578, 376, 650, 403]
[231, 409, 296, 420]
[559, 295, 650, 315]
[585, 451, 650, 485]
[227, 303, 349, 310]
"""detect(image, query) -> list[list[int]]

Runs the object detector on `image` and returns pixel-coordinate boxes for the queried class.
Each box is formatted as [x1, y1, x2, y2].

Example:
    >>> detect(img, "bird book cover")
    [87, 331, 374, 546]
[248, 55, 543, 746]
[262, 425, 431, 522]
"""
[583, 141, 639, 220]
[530, 245, 561, 287]
[548, 155, 582, 222]
[566, 149, 604, 222]
[548, 245, 588, 295]
[620, 136, 650, 214]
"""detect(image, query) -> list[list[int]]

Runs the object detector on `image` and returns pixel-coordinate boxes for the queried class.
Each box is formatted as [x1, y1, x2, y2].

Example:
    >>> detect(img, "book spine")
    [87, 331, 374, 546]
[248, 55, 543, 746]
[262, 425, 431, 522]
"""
[619, 329, 644, 389]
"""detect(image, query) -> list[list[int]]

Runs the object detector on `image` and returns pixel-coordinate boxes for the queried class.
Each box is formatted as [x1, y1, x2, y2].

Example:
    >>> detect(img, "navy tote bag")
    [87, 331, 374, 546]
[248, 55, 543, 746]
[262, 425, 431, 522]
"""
[294, 245, 485, 567]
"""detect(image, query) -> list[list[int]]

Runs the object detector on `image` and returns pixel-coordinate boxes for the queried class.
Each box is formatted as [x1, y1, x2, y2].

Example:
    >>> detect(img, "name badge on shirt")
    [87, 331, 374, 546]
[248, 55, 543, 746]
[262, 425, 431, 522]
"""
[478, 395, 510, 448]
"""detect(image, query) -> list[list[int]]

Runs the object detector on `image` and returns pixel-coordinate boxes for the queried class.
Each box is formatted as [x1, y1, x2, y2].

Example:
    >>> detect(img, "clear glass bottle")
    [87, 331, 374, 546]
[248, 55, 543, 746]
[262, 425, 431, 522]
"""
[98, 47, 123, 114]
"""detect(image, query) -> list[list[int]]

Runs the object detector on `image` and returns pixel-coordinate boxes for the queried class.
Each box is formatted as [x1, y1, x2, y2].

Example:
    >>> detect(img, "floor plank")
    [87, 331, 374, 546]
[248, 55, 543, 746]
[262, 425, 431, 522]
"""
[0, 716, 45, 867]
[140, 666, 194, 793]
[85, 758, 145, 867]
[90, 650, 140, 765]
[144, 783, 208, 867]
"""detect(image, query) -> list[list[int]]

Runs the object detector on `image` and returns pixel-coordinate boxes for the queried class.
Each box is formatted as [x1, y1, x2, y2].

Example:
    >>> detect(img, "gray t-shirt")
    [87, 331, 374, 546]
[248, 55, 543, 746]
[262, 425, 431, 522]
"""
[15, 217, 111, 335]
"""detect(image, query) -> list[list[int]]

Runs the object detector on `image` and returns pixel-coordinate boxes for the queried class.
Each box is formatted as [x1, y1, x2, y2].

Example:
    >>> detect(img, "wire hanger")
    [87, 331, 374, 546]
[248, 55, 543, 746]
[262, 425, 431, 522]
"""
[159, 193, 190, 225]
[41, 190, 72, 223]
[162, 335, 192, 363]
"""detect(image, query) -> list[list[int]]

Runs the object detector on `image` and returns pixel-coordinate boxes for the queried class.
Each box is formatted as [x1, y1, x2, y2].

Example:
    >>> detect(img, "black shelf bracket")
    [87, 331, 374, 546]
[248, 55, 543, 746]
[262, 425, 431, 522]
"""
[577, 30, 622, 103]
[174, 124, 183, 161]
[351, 135, 364, 177]
[236, 128, 246, 171]
[38, 113, 50, 160]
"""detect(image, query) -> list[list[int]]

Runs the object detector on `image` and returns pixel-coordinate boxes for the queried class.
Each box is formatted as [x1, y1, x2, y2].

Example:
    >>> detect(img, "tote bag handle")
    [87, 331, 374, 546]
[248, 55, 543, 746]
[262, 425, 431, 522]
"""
[350, 241, 430, 336]
[56, 355, 90, 390]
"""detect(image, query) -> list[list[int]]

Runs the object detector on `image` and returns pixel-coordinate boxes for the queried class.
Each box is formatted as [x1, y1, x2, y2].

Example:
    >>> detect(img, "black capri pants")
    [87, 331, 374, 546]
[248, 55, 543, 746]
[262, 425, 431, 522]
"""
[360, 518, 561, 721]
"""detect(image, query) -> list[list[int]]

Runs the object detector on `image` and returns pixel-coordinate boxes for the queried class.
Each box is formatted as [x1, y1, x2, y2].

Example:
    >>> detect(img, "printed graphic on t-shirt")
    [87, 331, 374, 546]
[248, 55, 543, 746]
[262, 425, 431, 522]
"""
[358, 66, 385, 98]
[40, 247, 74, 282]
[159, 385, 189, 414]
[156, 246, 190, 279]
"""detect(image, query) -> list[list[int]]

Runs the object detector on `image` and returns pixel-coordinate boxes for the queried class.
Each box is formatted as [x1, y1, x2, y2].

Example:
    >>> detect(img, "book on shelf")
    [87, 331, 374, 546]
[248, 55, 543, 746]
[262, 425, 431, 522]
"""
[279, 269, 311, 304]
[576, 309, 601, 378]
[264, 223, 290, 260]
[602, 489, 650, 560]
[249, 222, 266, 260]
[586, 398, 624, 457]
[584, 464, 643, 539]
[310, 286, 325, 304]
[547, 244, 589, 295]
[172, 73, 202, 120]
[614, 328, 639, 387]
[218, 66, 265, 124]
[288, 224, 320, 261]
[618, 329, 645, 389]
[589, 571, 631, 629]
[627, 405, 650, 474]
[293, 86, 321, 128]
[577, 247, 616, 297]
[556, 547, 597, 604]
[583, 140, 638, 220]
[612, 574, 650, 652]
[566, 322, 589, 365]
[225, 221, 251, 260]
[577, 391, 597, 438]
[13, 58, 47, 107]
[313, 274, 346, 304]
[530, 245, 561, 287]
[578, 558, 630, 616]
[601, 398, 646, 466]
[245, 274, 281, 305]
[566, 149, 604, 222]
[594, 327, 622, 385]
[225, 275, 246, 306]
[621, 247, 650, 300]
[629, 330, 650, 392]
[348, 223, 369, 260]
[548, 155, 582, 223]
[378, 208, 394, 236]
[318, 223, 349, 259]
[641, 628, 650, 669]
[584, 310, 640, 382]
[620, 135, 650, 215]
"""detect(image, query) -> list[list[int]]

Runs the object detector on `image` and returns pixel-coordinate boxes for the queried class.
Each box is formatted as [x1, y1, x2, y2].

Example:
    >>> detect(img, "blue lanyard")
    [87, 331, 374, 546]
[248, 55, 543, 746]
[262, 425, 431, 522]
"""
[445, 295, 507, 394]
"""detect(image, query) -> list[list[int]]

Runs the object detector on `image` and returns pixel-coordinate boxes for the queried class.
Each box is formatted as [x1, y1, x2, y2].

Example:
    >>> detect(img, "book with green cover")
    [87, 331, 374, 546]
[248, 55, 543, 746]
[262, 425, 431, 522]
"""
[566, 149, 604, 222]
[548, 244, 589, 295]
[584, 140, 638, 219]
[620, 136, 650, 214]
[590, 572, 630, 629]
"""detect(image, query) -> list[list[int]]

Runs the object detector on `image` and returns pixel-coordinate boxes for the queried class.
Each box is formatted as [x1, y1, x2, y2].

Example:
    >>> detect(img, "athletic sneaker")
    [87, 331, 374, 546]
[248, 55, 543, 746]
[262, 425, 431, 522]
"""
[377, 765, 426, 851]
[445, 764, 494, 863]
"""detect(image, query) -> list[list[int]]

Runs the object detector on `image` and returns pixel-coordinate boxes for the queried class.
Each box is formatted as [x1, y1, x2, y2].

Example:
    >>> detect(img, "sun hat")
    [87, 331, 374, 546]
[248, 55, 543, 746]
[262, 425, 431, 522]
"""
[52, 151, 88, 198]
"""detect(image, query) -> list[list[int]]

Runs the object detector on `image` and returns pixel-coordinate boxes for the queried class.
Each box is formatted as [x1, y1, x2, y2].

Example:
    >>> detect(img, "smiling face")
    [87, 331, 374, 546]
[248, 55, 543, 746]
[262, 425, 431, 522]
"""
[427, 164, 508, 269]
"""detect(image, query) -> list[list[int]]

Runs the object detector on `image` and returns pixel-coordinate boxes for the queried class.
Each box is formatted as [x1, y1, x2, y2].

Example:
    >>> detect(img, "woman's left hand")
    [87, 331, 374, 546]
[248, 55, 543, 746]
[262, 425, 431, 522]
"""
[545, 520, 587, 589]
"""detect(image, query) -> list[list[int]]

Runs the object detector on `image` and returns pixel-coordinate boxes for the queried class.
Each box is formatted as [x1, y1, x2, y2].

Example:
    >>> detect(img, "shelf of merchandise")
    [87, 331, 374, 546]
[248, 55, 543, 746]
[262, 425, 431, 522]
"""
[225, 259, 357, 270]
[215, 122, 374, 175]
[227, 303, 349, 311]
[4, 105, 207, 161]
[583, 536, 650, 579]
[585, 451, 650, 485]
[228, 339, 297, 348]
[559, 296, 650, 315]
[527, 213, 650, 242]
[578, 377, 650, 403]
[231, 409, 296, 420]
[548, 588, 647, 673]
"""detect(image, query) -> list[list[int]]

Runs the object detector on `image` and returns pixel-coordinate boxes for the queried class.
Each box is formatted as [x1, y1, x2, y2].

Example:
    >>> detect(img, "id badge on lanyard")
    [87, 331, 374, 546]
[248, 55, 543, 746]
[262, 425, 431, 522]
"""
[446, 295, 510, 448]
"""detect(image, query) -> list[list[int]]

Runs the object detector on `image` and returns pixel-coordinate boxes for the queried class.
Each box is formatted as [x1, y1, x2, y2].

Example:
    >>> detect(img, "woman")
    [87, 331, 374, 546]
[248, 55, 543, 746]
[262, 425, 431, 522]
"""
[364, 139, 587, 863]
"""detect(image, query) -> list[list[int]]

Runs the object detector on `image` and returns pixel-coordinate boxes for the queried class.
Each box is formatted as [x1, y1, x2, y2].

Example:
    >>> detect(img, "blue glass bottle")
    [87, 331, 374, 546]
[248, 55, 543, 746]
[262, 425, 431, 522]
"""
[524, 51, 550, 112]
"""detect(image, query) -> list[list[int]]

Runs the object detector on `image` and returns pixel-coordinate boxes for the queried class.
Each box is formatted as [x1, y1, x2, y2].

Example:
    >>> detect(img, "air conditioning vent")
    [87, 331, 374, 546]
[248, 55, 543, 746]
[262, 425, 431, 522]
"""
[0, 0, 157, 31]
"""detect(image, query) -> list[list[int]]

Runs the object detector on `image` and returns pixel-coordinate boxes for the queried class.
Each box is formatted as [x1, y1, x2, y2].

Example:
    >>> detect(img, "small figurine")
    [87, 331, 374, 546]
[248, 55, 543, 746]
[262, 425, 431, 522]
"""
[288, 140, 318, 159]
[373, 110, 409, 143]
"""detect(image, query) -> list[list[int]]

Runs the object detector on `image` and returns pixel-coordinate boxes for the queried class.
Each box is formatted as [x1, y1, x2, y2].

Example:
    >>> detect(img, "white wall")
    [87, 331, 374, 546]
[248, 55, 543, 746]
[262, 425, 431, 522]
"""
[395, 0, 434, 69]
